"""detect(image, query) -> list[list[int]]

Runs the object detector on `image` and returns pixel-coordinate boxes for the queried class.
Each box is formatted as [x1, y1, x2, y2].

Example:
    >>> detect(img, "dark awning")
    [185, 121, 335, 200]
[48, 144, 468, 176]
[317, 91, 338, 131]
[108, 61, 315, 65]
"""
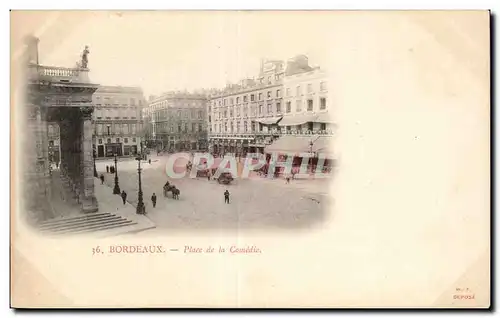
[253, 116, 283, 125]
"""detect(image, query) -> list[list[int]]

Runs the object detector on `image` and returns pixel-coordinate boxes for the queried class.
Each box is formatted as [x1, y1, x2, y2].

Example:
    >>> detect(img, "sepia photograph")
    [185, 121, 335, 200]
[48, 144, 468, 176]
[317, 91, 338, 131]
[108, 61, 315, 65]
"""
[9, 9, 490, 309]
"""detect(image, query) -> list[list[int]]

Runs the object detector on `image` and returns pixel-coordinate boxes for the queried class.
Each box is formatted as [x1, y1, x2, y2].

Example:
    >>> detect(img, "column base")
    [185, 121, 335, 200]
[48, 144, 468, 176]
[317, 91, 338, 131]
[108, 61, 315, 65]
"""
[113, 183, 121, 195]
[81, 195, 98, 213]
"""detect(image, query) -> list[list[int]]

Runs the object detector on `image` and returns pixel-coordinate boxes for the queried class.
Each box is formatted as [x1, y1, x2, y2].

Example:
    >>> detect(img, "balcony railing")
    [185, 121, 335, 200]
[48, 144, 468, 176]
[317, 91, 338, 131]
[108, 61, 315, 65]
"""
[28, 64, 91, 84]
[209, 129, 334, 139]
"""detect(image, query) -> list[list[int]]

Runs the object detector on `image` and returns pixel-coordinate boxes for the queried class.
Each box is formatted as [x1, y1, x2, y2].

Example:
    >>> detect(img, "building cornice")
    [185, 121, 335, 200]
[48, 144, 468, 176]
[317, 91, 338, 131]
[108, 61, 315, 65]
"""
[209, 82, 283, 100]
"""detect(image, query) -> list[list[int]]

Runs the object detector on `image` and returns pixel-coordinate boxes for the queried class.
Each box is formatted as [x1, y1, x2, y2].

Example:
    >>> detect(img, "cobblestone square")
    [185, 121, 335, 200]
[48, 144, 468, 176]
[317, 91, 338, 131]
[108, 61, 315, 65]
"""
[97, 154, 333, 232]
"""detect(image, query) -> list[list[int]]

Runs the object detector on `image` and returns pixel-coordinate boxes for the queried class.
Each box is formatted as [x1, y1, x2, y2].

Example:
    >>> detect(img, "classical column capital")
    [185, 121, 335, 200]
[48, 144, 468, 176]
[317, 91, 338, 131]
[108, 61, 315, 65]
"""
[80, 106, 94, 119]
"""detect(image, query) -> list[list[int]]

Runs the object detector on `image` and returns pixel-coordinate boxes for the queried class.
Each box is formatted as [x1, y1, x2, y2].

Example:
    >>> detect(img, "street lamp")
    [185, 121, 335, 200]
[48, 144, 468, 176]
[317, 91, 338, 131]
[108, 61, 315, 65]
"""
[93, 148, 98, 177]
[113, 153, 121, 194]
[308, 136, 320, 174]
[135, 156, 146, 215]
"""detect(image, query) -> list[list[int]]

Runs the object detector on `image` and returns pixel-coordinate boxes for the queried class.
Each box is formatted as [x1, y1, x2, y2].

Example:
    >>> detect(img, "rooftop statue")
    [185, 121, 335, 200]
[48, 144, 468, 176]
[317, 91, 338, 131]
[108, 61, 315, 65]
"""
[81, 45, 90, 69]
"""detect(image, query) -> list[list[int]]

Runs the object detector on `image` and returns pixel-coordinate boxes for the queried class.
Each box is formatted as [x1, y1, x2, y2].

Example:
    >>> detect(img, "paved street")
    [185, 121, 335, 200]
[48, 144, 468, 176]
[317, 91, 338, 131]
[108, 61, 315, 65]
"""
[96, 154, 333, 232]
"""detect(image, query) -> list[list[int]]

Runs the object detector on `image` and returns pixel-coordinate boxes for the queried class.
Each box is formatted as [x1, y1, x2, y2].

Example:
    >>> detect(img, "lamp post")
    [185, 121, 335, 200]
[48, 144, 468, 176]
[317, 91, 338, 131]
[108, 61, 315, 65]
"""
[309, 140, 315, 174]
[93, 148, 98, 177]
[136, 156, 146, 214]
[113, 153, 121, 194]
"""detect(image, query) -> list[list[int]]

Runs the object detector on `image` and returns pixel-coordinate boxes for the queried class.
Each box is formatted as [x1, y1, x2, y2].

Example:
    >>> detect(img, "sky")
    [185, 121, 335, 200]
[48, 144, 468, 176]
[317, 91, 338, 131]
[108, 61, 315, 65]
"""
[28, 11, 333, 98]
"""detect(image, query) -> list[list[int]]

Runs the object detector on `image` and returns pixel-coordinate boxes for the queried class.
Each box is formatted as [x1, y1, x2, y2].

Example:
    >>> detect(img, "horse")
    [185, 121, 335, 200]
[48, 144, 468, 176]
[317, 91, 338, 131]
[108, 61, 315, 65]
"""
[163, 184, 180, 199]
[172, 188, 180, 200]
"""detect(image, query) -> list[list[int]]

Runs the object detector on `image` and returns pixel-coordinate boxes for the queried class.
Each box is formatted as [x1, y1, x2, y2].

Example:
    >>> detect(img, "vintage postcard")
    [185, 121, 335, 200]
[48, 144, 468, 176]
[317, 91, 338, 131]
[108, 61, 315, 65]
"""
[10, 10, 490, 308]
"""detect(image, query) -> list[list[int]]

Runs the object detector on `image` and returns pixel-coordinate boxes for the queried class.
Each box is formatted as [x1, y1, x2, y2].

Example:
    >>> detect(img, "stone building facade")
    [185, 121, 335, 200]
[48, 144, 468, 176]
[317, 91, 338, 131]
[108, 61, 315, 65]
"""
[207, 55, 335, 173]
[280, 55, 332, 132]
[263, 56, 335, 171]
[147, 91, 208, 152]
[92, 86, 146, 158]
[208, 59, 286, 156]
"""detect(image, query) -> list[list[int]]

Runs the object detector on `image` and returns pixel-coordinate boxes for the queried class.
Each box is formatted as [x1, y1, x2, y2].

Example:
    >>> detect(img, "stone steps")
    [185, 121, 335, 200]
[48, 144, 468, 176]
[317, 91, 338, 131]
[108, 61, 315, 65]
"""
[38, 212, 112, 228]
[39, 212, 138, 236]
[39, 213, 119, 231]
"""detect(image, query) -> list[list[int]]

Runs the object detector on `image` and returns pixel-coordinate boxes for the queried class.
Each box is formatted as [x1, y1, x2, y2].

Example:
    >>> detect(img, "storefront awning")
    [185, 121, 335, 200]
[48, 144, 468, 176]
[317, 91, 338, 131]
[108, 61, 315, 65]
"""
[264, 135, 313, 154]
[278, 114, 318, 126]
[264, 135, 334, 158]
[253, 116, 283, 125]
[315, 112, 335, 124]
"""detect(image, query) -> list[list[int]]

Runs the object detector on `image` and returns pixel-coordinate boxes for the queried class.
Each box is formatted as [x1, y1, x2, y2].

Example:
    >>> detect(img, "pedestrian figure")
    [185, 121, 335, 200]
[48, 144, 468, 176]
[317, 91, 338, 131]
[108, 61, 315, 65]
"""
[100, 174, 105, 185]
[151, 193, 157, 208]
[121, 190, 127, 205]
[106, 165, 109, 173]
[286, 175, 291, 184]
[224, 190, 230, 204]
[207, 171, 211, 181]
[149, 159, 151, 164]
[55, 161, 59, 169]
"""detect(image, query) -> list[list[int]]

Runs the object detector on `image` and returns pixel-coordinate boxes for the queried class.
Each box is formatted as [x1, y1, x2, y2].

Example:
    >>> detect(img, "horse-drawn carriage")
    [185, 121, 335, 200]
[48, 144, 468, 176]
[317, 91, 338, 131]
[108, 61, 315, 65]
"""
[163, 182, 180, 200]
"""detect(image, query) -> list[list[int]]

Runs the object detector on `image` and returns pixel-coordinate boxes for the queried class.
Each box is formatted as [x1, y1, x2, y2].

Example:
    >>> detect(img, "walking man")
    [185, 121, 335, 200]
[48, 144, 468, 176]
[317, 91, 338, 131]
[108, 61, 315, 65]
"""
[100, 174, 105, 185]
[151, 193, 157, 208]
[224, 189, 230, 204]
[106, 165, 109, 173]
[121, 190, 127, 205]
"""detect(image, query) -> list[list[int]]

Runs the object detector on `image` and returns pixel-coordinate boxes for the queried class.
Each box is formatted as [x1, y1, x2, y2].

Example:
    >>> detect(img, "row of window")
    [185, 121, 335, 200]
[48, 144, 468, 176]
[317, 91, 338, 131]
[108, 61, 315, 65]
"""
[209, 81, 327, 110]
[288, 97, 327, 112]
[94, 96, 142, 106]
[211, 97, 327, 120]
[150, 100, 206, 110]
[152, 109, 204, 120]
[210, 122, 328, 133]
[94, 108, 140, 119]
[97, 137, 137, 144]
[95, 123, 138, 136]
[153, 123, 204, 133]
[211, 89, 282, 108]
[285, 81, 327, 97]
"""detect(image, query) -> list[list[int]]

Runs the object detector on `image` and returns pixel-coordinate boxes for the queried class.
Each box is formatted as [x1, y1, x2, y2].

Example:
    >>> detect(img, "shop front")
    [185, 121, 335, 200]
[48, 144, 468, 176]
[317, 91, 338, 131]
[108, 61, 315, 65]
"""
[105, 143, 122, 157]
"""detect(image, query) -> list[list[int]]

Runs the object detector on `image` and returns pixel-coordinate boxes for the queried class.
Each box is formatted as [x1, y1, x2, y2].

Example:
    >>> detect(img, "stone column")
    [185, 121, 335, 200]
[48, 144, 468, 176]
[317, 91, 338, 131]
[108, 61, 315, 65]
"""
[79, 106, 98, 212]
[68, 116, 78, 201]
[32, 105, 52, 221]
[23, 105, 46, 224]
[59, 119, 71, 189]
